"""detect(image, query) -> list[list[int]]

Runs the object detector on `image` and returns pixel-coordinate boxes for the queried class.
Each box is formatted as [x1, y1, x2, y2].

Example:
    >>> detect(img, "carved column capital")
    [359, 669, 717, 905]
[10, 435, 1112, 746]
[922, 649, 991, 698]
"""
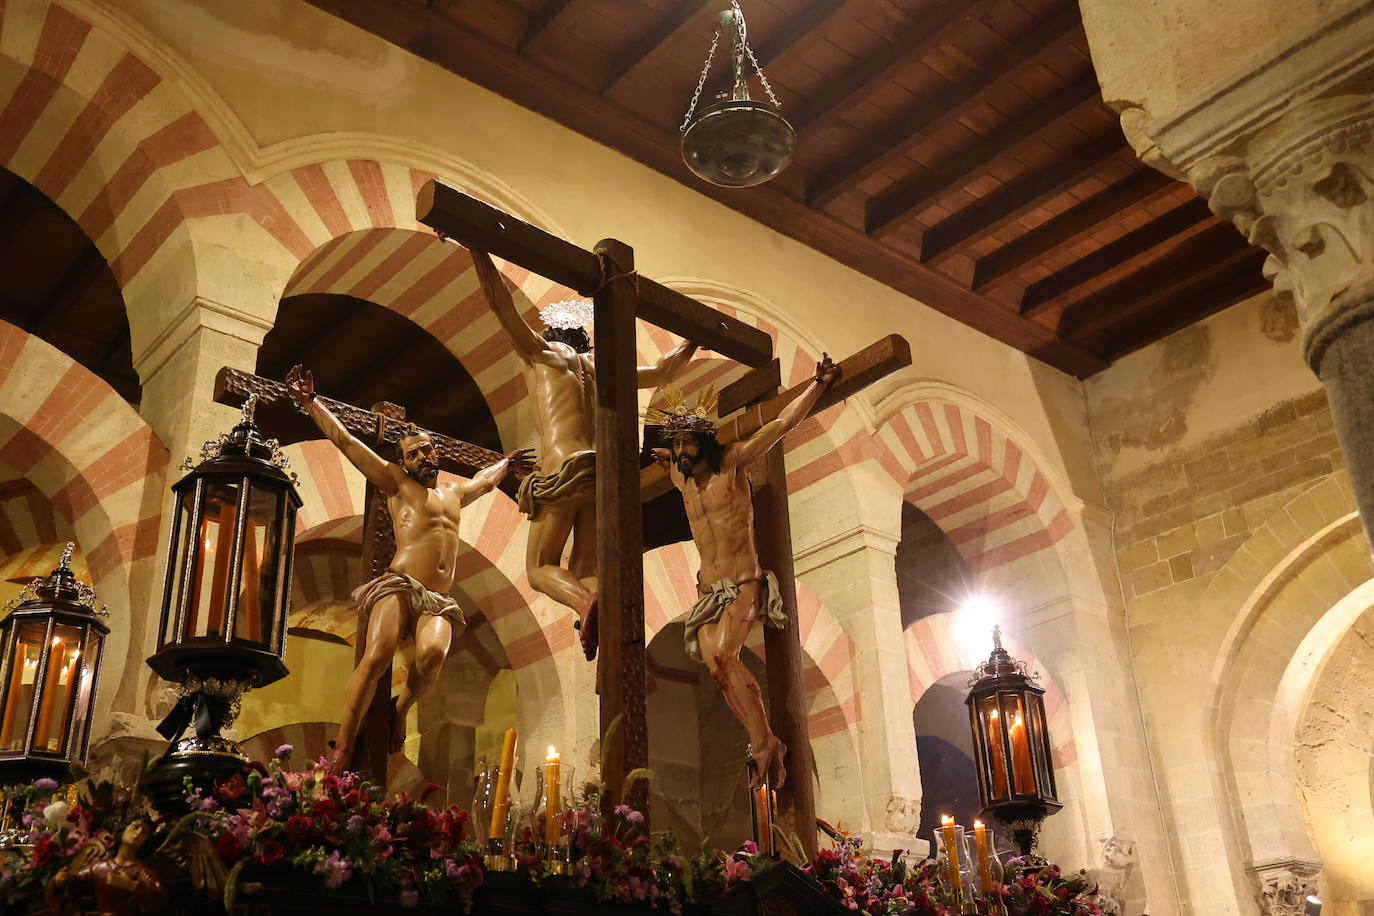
[1247, 857, 1322, 916]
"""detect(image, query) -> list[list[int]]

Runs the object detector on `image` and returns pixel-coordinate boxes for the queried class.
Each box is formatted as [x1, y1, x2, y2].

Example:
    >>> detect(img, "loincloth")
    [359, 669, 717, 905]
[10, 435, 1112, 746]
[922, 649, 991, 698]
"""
[352, 570, 466, 636]
[683, 571, 786, 663]
[516, 449, 596, 518]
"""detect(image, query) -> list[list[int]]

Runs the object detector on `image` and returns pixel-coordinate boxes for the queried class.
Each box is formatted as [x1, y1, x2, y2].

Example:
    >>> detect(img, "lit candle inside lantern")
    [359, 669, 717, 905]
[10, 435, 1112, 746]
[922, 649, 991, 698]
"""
[974, 820, 993, 894]
[940, 815, 963, 896]
[985, 704, 1009, 798]
[0, 651, 36, 748]
[544, 746, 561, 847]
[488, 728, 517, 840]
[1010, 711, 1036, 795]
[33, 637, 65, 751]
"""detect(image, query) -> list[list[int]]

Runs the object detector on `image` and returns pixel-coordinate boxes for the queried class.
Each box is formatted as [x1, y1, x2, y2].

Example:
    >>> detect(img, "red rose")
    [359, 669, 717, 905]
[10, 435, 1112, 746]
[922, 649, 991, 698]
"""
[31, 836, 59, 867]
[257, 839, 285, 866]
[313, 798, 338, 818]
[214, 832, 243, 861]
[320, 774, 340, 793]
[215, 774, 247, 801]
[407, 809, 438, 844]
[441, 806, 468, 843]
[285, 813, 314, 840]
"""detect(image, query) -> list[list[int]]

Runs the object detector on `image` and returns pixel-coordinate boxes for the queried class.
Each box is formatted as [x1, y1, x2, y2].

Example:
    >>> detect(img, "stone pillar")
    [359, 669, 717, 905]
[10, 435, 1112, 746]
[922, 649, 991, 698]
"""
[1248, 858, 1322, 916]
[1143, 3, 1374, 550]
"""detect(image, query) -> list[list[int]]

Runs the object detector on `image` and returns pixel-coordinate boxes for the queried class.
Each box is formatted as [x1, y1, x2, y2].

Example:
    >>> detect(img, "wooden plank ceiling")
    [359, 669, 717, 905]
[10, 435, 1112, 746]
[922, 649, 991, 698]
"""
[303, 0, 1269, 378]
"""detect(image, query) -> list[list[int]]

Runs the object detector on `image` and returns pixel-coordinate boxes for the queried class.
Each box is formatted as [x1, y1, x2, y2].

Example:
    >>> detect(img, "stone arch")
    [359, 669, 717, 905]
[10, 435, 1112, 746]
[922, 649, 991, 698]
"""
[0, 320, 170, 720]
[1200, 473, 1370, 881]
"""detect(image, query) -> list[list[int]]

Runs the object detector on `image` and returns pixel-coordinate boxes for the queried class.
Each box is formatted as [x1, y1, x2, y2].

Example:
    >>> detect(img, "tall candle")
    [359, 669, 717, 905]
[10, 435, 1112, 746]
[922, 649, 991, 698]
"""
[985, 705, 1010, 798]
[753, 783, 773, 855]
[974, 820, 993, 894]
[0, 652, 36, 749]
[488, 728, 517, 840]
[940, 815, 963, 896]
[32, 638, 65, 751]
[544, 746, 561, 847]
[1010, 712, 1036, 795]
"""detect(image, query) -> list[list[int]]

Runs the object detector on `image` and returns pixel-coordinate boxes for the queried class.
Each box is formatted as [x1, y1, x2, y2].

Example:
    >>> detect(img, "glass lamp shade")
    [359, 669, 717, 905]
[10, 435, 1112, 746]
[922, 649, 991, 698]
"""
[0, 547, 108, 784]
[682, 99, 796, 188]
[964, 628, 1060, 854]
[148, 410, 301, 689]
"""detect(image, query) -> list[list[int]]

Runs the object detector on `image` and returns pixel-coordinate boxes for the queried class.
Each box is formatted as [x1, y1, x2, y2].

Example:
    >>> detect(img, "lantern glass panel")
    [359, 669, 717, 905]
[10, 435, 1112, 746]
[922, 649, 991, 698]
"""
[164, 487, 195, 646]
[233, 484, 282, 646]
[0, 621, 46, 750]
[975, 694, 1010, 801]
[34, 624, 84, 755]
[1025, 692, 1055, 798]
[187, 480, 242, 639]
[1003, 693, 1037, 796]
[66, 627, 102, 758]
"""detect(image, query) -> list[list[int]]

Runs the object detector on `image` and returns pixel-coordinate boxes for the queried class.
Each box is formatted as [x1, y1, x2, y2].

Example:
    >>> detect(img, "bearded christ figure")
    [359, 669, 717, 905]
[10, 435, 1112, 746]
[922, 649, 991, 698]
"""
[649, 355, 840, 787]
[284, 365, 532, 770]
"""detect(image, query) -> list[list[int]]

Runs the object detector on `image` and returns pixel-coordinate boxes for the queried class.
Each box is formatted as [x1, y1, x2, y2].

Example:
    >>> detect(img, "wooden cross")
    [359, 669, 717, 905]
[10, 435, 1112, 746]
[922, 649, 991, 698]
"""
[213, 366, 511, 781]
[418, 183, 910, 857]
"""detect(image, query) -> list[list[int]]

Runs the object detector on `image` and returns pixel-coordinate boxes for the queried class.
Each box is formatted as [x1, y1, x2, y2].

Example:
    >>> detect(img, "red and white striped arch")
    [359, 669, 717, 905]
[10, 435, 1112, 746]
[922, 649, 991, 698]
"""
[0, 478, 68, 555]
[905, 613, 1076, 767]
[641, 541, 860, 740]
[0, 541, 89, 583]
[874, 401, 1073, 575]
[0, 323, 167, 584]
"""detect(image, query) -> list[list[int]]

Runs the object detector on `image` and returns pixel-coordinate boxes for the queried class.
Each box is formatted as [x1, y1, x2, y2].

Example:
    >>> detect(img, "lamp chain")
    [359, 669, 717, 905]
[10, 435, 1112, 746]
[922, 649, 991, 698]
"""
[681, 1, 782, 133]
[731, 0, 782, 111]
[681, 24, 722, 132]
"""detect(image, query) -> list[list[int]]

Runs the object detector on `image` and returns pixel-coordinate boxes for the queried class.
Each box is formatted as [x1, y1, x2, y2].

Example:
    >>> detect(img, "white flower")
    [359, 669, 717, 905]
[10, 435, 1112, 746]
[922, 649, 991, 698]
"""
[42, 800, 69, 827]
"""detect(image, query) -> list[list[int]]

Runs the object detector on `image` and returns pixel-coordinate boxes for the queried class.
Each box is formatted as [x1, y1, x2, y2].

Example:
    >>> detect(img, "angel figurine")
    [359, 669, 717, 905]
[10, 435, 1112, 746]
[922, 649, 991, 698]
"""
[45, 815, 249, 915]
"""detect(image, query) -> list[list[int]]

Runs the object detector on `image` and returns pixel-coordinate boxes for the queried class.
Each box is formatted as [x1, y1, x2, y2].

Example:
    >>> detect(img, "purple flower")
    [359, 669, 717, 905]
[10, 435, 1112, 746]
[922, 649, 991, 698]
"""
[33, 778, 58, 791]
[346, 814, 368, 836]
[274, 744, 294, 760]
[314, 850, 353, 889]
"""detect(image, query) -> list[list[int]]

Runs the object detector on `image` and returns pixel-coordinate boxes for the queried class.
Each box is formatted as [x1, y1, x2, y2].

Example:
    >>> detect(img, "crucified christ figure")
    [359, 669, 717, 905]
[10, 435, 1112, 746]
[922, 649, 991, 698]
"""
[649, 355, 840, 788]
[284, 365, 533, 770]
[470, 249, 696, 659]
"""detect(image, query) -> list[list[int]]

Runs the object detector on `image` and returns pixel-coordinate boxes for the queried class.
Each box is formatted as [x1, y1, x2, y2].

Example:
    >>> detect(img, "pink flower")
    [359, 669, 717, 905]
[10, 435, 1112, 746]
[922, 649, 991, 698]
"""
[742, 840, 759, 856]
[724, 855, 753, 883]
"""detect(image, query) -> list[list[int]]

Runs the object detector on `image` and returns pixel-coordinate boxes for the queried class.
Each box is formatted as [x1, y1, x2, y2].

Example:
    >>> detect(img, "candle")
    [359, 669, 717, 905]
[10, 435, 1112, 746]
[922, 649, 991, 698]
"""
[753, 783, 773, 855]
[0, 650, 36, 748]
[488, 728, 517, 840]
[974, 820, 992, 894]
[544, 746, 561, 847]
[33, 638, 65, 751]
[940, 815, 963, 896]
[985, 704, 1009, 798]
[1010, 711, 1036, 795]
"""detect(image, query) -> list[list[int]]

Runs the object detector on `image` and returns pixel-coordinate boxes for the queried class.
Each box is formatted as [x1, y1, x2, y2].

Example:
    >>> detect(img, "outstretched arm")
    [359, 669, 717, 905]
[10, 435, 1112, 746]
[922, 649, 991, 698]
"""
[470, 249, 546, 363]
[461, 448, 534, 506]
[733, 353, 841, 465]
[637, 339, 699, 388]
[286, 365, 401, 494]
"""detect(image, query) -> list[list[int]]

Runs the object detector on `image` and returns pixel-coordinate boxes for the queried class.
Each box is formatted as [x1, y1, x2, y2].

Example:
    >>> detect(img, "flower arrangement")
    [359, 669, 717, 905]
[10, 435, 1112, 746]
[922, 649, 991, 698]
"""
[0, 754, 1101, 916]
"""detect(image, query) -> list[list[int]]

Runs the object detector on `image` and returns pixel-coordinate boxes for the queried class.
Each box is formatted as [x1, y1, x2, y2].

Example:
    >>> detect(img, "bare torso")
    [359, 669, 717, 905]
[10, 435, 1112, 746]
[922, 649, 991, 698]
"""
[671, 445, 763, 586]
[527, 344, 596, 471]
[386, 476, 464, 593]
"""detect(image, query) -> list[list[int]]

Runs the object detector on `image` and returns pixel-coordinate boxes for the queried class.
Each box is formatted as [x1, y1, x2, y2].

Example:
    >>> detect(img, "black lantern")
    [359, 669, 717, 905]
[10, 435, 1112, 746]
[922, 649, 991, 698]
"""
[964, 626, 1060, 859]
[681, 3, 795, 188]
[0, 544, 109, 785]
[142, 395, 300, 810]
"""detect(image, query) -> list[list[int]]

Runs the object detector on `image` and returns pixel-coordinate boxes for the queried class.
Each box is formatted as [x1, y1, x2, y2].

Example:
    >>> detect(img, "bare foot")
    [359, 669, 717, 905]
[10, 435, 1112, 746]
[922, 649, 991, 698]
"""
[750, 737, 787, 789]
[389, 697, 406, 755]
[327, 739, 351, 775]
[577, 595, 599, 661]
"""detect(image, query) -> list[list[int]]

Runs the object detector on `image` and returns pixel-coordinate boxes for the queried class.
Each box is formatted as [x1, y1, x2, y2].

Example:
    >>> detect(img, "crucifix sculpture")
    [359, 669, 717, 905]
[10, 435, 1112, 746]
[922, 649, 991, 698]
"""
[417, 181, 911, 858]
[211, 367, 521, 781]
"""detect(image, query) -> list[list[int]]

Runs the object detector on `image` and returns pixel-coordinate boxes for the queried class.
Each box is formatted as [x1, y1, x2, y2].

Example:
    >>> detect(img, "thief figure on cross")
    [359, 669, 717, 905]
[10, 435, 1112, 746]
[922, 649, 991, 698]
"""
[470, 250, 696, 659]
[284, 365, 533, 771]
[648, 354, 841, 788]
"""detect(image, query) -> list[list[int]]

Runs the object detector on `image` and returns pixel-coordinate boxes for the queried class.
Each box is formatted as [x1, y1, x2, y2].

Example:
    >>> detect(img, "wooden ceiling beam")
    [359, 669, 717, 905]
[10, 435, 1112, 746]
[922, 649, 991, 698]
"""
[863, 73, 1102, 237]
[601, 0, 716, 96]
[303, 0, 1109, 378]
[519, 0, 581, 52]
[1020, 197, 1216, 317]
[1101, 253, 1270, 359]
[753, 0, 854, 69]
[807, 7, 1083, 207]
[789, 0, 1002, 137]
[905, 132, 1125, 264]
[1056, 225, 1254, 340]
[972, 168, 1176, 290]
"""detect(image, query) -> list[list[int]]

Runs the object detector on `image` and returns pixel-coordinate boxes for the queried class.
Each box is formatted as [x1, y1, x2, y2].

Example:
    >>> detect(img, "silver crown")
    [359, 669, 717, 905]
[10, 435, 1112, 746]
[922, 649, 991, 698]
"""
[538, 299, 594, 330]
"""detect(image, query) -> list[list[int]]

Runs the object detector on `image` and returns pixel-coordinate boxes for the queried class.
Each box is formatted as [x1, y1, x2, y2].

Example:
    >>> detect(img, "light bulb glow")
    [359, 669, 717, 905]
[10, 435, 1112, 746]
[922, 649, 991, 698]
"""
[954, 594, 998, 658]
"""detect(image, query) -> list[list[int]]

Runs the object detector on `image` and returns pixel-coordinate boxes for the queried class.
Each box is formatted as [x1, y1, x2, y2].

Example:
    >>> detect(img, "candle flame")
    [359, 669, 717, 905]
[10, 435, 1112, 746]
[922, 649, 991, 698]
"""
[989, 708, 999, 719]
[941, 814, 954, 826]
[546, 745, 559, 760]
[974, 820, 984, 828]
[51, 637, 62, 646]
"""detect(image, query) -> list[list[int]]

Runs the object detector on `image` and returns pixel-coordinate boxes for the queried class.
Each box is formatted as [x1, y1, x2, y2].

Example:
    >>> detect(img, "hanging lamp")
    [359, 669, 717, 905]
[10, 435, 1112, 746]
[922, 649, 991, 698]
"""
[681, 1, 796, 188]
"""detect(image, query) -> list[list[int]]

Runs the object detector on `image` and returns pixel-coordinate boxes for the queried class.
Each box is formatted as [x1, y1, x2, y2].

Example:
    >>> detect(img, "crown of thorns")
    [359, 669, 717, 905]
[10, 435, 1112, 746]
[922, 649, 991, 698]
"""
[642, 386, 718, 435]
[538, 298, 594, 331]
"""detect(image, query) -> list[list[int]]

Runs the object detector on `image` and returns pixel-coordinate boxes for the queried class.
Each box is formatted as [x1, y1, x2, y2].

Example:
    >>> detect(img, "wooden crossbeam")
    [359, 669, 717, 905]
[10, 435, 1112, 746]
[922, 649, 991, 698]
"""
[790, 0, 1001, 137]
[806, 8, 1083, 207]
[601, 0, 715, 95]
[973, 168, 1177, 290]
[1021, 198, 1216, 318]
[1057, 225, 1254, 341]
[519, 0, 580, 51]
[416, 181, 773, 366]
[864, 73, 1102, 239]
[753, 0, 851, 69]
[640, 335, 912, 500]
[718, 359, 781, 417]
[1101, 253, 1269, 359]
[904, 133, 1125, 263]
